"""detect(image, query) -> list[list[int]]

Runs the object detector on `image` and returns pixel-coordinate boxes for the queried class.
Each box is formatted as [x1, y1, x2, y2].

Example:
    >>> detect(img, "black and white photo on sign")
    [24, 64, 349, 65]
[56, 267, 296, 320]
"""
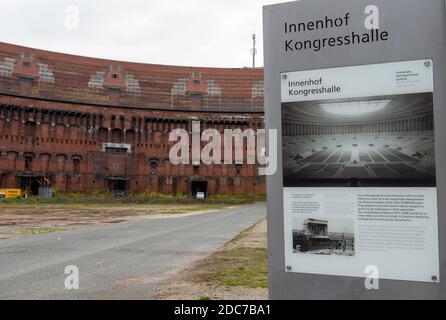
[292, 216, 354, 256]
[282, 93, 436, 188]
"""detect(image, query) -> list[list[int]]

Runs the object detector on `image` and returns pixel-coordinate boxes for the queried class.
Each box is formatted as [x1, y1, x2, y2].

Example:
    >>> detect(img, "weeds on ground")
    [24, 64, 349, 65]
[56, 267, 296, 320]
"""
[0, 192, 267, 206]
[190, 220, 268, 289]
[197, 247, 268, 289]
[14, 226, 71, 235]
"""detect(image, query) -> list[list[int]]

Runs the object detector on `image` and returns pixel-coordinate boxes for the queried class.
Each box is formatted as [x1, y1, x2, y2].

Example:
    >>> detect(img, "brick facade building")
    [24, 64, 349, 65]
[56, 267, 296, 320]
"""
[0, 42, 265, 196]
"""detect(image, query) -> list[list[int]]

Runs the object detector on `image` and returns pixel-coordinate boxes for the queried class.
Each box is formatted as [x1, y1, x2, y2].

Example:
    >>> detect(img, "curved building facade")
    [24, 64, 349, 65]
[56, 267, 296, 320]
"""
[0, 42, 265, 196]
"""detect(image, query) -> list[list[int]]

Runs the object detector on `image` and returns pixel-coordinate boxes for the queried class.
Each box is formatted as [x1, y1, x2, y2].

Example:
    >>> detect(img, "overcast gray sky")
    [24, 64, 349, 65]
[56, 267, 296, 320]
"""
[0, 0, 288, 68]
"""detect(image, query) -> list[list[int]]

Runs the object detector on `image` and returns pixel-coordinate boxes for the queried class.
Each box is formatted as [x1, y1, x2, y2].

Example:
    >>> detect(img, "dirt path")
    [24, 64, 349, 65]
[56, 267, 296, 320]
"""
[154, 219, 269, 300]
[0, 204, 234, 239]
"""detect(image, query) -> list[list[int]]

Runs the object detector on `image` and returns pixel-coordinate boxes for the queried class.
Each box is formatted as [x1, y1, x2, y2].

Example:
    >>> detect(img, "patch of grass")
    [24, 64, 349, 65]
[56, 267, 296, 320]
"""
[191, 220, 268, 289]
[197, 247, 268, 289]
[0, 192, 267, 206]
[160, 204, 231, 215]
[14, 226, 71, 235]
[199, 296, 212, 301]
[253, 193, 267, 201]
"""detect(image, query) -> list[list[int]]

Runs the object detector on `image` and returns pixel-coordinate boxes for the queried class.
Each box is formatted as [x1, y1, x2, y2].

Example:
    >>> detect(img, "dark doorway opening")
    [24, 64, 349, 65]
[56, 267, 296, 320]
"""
[107, 177, 129, 197]
[20, 177, 41, 196]
[191, 180, 208, 198]
[65, 175, 71, 193]
[172, 177, 178, 195]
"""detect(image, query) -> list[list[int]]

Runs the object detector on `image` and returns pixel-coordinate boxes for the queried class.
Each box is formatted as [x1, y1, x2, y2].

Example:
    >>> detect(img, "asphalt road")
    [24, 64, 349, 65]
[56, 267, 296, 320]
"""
[0, 202, 266, 300]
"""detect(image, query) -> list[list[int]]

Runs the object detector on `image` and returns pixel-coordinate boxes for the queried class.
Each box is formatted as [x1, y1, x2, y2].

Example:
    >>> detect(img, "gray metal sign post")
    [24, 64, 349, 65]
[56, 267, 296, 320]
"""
[264, 0, 446, 299]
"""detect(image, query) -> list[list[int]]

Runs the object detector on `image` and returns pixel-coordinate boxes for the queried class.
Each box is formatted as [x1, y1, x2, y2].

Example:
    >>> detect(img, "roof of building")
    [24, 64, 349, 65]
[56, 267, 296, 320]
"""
[304, 219, 328, 225]
[283, 93, 432, 124]
[0, 42, 264, 113]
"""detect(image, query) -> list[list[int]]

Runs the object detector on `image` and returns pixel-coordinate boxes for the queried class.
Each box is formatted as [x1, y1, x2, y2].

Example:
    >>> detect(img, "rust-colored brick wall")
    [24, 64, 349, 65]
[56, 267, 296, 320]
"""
[0, 42, 266, 196]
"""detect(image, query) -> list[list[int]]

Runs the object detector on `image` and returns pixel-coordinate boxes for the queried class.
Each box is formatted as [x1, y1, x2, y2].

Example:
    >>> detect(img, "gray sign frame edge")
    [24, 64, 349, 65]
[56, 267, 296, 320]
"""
[263, 0, 446, 300]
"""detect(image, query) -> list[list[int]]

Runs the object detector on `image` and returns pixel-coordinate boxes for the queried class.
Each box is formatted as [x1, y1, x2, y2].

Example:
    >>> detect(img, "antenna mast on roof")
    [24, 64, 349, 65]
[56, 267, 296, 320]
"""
[250, 33, 257, 68]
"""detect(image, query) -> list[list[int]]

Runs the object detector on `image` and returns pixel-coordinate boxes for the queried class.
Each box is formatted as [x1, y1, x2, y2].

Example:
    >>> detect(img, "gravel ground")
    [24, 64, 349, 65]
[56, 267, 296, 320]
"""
[0, 204, 234, 239]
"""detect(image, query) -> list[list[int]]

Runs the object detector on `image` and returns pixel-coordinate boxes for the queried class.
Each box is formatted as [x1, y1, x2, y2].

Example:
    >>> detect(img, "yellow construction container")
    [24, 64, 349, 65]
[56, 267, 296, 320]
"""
[0, 189, 24, 199]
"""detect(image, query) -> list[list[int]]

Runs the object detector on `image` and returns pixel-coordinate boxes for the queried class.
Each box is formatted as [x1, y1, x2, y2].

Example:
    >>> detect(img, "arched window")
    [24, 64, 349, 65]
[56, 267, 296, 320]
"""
[73, 159, 81, 174]
[24, 156, 33, 170]
[111, 128, 122, 143]
[24, 121, 37, 137]
[150, 162, 157, 176]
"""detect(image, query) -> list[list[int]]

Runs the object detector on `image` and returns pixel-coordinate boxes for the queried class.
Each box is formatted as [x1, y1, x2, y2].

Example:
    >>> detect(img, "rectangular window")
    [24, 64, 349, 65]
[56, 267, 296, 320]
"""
[105, 147, 127, 154]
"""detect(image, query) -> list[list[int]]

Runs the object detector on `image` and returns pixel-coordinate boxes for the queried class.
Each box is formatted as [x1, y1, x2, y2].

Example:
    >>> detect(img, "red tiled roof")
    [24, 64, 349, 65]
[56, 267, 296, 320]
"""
[0, 42, 264, 112]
